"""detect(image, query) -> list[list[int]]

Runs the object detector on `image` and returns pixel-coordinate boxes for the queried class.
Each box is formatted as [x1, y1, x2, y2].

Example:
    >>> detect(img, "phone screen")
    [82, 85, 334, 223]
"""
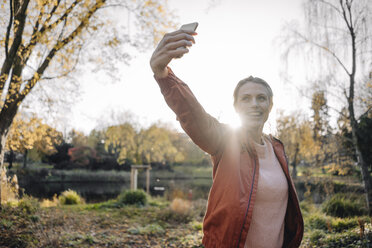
[180, 22, 198, 32]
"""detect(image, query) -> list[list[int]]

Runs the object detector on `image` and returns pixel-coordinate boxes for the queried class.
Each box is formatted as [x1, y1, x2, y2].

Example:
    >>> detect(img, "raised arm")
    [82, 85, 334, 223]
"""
[150, 30, 226, 156]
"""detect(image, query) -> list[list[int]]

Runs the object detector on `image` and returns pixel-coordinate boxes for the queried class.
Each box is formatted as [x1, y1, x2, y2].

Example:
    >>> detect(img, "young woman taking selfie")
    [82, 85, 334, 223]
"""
[150, 25, 304, 248]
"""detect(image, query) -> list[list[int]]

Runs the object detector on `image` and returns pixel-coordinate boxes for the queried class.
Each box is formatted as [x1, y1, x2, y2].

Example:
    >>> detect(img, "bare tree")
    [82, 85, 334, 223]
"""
[281, 0, 372, 214]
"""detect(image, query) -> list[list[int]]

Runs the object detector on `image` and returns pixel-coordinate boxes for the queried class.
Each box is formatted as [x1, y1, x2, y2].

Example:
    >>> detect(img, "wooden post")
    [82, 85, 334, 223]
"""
[146, 168, 150, 194]
[130, 167, 134, 190]
[133, 169, 138, 190]
[130, 165, 151, 193]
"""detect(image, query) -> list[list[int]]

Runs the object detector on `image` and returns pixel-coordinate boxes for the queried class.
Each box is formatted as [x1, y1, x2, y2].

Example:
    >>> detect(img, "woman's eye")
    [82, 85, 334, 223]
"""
[258, 96, 267, 101]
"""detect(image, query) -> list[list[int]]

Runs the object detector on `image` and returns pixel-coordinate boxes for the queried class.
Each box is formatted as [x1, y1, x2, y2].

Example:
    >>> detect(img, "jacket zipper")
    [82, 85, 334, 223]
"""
[236, 158, 257, 248]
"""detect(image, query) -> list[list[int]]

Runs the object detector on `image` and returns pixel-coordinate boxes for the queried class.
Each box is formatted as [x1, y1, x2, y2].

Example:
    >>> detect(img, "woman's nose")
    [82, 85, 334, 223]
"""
[250, 98, 258, 107]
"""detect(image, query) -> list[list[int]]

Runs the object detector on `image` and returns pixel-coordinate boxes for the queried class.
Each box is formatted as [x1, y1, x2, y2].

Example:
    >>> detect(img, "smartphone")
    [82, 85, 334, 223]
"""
[180, 22, 198, 32]
[176, 22, 198, 52]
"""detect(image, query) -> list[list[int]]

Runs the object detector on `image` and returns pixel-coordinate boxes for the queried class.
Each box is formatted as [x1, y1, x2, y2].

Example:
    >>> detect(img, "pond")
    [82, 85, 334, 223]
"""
[17, 168, 363, 204]
[20, 176, 213, 203]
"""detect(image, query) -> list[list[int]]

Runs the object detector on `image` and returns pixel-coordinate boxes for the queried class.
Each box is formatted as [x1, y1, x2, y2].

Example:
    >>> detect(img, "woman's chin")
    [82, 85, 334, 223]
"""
[241, 120, 263, 131]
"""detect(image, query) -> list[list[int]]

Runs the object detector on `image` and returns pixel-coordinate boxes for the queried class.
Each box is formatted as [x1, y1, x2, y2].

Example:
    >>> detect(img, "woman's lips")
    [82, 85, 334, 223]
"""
[246, 111, 262, 117]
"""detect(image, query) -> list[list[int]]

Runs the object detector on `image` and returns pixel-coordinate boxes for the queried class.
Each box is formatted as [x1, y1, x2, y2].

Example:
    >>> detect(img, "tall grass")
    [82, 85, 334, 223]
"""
[0, 168, 19, 203]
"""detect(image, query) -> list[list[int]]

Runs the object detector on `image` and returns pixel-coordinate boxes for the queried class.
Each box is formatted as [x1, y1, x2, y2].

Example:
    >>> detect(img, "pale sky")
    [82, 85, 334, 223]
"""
[70, 0, 308, 135]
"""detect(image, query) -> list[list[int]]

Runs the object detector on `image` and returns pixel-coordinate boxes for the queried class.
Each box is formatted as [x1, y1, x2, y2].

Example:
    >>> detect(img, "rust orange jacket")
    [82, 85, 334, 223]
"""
[155, 68, 304, 248]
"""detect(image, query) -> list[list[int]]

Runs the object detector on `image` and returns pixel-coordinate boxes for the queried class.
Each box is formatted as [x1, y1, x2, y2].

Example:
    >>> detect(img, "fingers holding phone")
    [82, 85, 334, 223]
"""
[150, 22, 198, 78]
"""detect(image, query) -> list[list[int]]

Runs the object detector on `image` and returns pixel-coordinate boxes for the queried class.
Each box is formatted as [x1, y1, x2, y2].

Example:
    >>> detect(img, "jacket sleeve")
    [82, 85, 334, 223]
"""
[154, 67, 226, 155]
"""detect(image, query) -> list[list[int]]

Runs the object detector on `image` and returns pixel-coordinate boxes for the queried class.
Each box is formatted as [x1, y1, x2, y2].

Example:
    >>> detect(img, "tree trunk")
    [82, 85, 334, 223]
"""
[8, 150, 14, 169]
[351, 123, 372, 215]
[0, 126, 11, 207]
[292, 143, 299, 179]
[0, 103, 21, 207]
[23, 149, 28, 168]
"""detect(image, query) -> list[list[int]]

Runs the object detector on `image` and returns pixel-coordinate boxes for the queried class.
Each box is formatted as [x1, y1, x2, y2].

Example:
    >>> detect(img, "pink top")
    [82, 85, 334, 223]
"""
[245, 136, 289, 248]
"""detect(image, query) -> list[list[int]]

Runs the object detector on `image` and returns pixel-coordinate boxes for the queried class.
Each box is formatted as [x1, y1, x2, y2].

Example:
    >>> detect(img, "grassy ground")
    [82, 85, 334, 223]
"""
[0, 196, 206, 248]
[1, 193, 371, 248]
[2, 163, 371, 247]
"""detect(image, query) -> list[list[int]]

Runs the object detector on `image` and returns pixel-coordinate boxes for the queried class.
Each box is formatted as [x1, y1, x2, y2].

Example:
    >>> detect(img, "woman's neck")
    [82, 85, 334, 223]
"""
[243, 126, 264, 145]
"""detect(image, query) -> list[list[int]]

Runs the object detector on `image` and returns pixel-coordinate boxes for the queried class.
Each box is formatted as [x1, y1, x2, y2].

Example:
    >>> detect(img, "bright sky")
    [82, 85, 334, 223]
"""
[70, 0, 308, 135]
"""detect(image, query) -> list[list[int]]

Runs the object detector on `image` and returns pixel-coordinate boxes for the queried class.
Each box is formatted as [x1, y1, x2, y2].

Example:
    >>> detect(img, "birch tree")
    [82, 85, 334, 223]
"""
[281, 0, 372, 213]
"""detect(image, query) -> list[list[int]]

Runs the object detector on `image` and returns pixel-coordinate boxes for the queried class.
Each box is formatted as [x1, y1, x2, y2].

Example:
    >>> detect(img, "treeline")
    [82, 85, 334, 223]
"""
[5, 115, 210, 171]
[276, 90, 372, 179]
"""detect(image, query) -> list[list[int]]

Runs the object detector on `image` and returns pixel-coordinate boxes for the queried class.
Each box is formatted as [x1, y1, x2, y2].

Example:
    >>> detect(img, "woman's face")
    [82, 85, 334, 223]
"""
[234, 82, 272, 131]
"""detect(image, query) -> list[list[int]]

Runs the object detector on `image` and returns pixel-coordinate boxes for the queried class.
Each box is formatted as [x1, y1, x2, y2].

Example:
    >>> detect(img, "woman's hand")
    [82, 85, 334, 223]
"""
[150, 29, 196, 78]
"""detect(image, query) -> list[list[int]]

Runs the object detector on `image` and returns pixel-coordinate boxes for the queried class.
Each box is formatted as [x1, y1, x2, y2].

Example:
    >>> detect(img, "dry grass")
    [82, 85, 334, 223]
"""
[0, 168, 19, 204]
[170, 198, 192, 214]
[40, 194, 59, 208]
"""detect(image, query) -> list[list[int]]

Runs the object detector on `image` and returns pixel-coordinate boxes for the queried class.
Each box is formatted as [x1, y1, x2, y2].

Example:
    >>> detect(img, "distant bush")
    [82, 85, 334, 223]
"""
[118, 190, 148, 206]
[157, 207, 193, 224]
[309, 229, 325, 245]
[322, 194, 366, 218]
[170, 198, 192, 214]
[17, 195, 40, 214]
[46, 142, 73, 165]
[157, 198, 193, 224]
[307, 213, 329, 230]
[41, 194, 59, 208]
[58, 189, 84, 205]
[299, 199, 317, 214]
[322, 229, 371, 247]
[330, 218, 358, 232]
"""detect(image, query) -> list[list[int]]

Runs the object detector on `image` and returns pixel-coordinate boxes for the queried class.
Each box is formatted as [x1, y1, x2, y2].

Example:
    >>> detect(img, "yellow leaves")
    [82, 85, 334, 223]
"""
[83, 0, 92, 8]
[157, 5, 164, 13]
[6, 114, 62, 155]
[106, 37, 120, 47]
[276, 112, 320, 164]
[34, 72, 40, 81]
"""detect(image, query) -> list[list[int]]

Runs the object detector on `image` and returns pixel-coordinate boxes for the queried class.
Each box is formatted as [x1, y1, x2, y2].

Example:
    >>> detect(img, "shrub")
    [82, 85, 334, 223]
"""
[157, 208, 193, 224]
[170, 198, 192, 214]
[331, 218, 358, 232]
[307, 213, 329, 230]
[41, 194, 59, 208]
[0, 204, 39, 247]
[322, 194, 366, 218]
[191, 221, 203, 231]
[309, 229, 325, 245]
[17, 195, 40, 214]
[322, 229, 370, 247]
[299, 199, 317, 214]
[58, 189, 84, 205]
[117, 190, 148, 206]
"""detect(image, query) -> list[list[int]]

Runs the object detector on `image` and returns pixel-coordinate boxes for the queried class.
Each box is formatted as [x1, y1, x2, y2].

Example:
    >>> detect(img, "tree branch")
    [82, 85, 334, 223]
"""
[291, 29, 351, 76]
[317, 0, 343, 16]
[5, 0, 14, 59]
[19, 0, 106, 100]
[340, 0, 352, 30]
[41, 44, 83, 81]
[0, 0, 30, 96]
[346, 0, 354, 30]
[23, 0, 77, 65]
[358, 106, 372, 121]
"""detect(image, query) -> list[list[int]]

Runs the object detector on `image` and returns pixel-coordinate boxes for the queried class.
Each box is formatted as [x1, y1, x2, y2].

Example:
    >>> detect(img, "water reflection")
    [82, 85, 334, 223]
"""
[20, 177, 213, 203]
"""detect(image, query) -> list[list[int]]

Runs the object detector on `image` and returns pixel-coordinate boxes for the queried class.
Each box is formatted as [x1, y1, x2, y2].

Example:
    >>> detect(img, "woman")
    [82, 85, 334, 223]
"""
[150, 29, 303, 248]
